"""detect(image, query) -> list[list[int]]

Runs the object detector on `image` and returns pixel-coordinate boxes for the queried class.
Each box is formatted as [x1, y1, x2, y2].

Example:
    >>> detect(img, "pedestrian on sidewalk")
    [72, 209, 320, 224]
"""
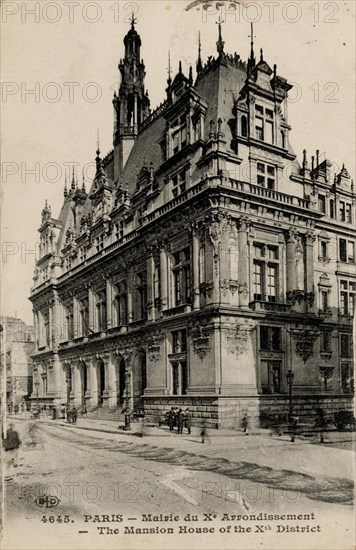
[71, 407, 78, 424]
[184, 408, 192, 434]
[168, 407, 175, 431]
[177, 409, 184, 434]
[241, 414, 249, 435]
[3, 423, 21, 468]
[60, 404, 66, 420]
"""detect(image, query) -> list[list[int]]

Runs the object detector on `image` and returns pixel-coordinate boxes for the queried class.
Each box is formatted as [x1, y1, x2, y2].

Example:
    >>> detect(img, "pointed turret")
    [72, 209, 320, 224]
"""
[247, 23, 256, 72]
[113, 19, 150, 179]
[64, 176, 68, 198]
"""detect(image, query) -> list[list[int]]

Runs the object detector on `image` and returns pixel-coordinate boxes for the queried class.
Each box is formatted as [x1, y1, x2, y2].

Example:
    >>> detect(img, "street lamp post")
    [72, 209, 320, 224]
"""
[286, 369, 295, 422]
[123, 371, 131, 431]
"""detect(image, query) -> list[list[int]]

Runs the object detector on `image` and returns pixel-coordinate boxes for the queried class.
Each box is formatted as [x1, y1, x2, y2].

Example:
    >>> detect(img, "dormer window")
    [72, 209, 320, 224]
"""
[257, 163, 276, 189]
[172, 169, 186, 198]
[95, 234, 104, 252]
[171, 115, 187, 156]
[255, 104, 274, 144]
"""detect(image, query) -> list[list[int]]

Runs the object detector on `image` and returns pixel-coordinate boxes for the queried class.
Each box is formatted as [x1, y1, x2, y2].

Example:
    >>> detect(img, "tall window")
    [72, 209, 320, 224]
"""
[253, 244, 279, 302]
[171, 115, 187, 155]
[346, 204, 352, 224]
[339, 201, 346, 222]
[260, 326, 282, 351]
[261, 360, 282, 394]
[257, 163, 276, 189]
[80, 298, 89, 337]
[321, 290, 329, 312]
[115, 221, 124, 240]
[318, 195, 326, 214]
[255, 105, 274, 144]
[339, 239, 355, 263]
[96, 292, 107, 331]
[340, 333, 352, 357]
[340, 280, 356, 316]
[172, 169, 186, 198]
[241, 115, 248, 137]
[341, 363, 354, 394]
[320, 332, 332, 353]
[330, 199, 335, 219]
[172, 248, 191, 306]
[281, 130, 286, 148]
[114, 282, 127, 326]
[153, 265, 160, 303]
[199, 245, 206, 283]
[65, 306, 74, 341]
[96, 234, 104, 252]
[135, 272, 147, 320]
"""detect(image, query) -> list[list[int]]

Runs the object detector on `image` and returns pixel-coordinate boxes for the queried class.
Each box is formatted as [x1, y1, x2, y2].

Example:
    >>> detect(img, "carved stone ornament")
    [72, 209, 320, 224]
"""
[219, 279, 230, 297]
[226, 321, 255, 356]
[290, 329, 319, 362]
[147, 336, 164, 362]
[287, 290, 315, 306]
[191, 327, 211, 360]
[205, 281, 214, 298]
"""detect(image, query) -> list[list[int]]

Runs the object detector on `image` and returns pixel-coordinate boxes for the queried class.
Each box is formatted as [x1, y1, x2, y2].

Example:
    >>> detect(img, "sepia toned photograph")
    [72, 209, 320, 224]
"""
[1, 1, 355, 549]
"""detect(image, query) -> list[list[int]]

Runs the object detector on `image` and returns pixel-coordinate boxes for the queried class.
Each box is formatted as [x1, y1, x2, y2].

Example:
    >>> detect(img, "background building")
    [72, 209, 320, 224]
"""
[0, 316, 35, 412]
[29, 21, 354, 427]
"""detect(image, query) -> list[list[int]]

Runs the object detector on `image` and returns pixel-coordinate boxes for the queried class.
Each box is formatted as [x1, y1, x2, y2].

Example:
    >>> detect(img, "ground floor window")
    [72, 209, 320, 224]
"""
[341, 362, 354, 394]
[260, 360, 282, 394]
[171, 361, 188, 395]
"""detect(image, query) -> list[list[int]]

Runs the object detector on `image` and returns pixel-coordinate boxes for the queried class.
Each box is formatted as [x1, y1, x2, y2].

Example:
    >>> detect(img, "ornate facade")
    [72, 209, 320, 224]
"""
[29, 21, 355, 427]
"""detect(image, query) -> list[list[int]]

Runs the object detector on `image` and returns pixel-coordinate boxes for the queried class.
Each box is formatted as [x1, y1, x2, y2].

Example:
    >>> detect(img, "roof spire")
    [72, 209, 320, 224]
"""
[64, 175, 68, 197]
[179, 60, 182, 74]
[71, 166, 75, 190]
[216, 17, 225, 56]
[260, 48, 264, 62]
[82, 169, 86, 192]
[196, 31, 203, 74]
[188, 65, 193, 86]
[248, 23, 256, 69]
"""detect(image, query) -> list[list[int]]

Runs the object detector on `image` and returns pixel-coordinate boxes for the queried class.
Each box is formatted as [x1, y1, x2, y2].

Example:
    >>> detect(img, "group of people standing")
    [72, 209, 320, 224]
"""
[166, 407, 192, 434]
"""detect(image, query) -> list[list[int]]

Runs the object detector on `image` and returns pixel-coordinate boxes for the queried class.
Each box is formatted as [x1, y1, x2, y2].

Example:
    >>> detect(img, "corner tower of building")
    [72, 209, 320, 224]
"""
[113, 16, 151, 180]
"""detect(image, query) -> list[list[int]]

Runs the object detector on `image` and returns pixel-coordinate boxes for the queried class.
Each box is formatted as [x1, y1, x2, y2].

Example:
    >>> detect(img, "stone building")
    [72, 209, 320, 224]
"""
[0, 316, 35, 411]
[29, 21, 354, 427]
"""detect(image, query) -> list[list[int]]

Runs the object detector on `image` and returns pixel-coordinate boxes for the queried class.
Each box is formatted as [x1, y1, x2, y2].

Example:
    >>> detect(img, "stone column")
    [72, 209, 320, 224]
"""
[286, 230, 296, 294]
[89, 360, 99, 408]
[146, 251, 155, 321]
[48, 303, 53, 347]
[238, 218, 250, 308]
[159, 244, 168, 310]
[73, 363, 82, 406]
[305, 232, 317, 312]
[73, 296, 79, 339]
[51, 291, 60, 348]
[106, 278, 112, 329]
[88, 285, 95, 332]
[192, 227, 200, 310]
[126, 272, 133, 323]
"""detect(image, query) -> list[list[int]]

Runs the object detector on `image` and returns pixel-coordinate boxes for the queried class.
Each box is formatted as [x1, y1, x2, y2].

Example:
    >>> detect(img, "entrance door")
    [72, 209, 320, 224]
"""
[118, 359, 126, 408]
[98, 361, 105, 406]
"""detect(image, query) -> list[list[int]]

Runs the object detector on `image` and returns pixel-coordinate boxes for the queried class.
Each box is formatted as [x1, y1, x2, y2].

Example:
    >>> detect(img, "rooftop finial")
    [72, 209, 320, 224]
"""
[130, 11, 137, 30]
[64, 175, 68, 197]
[179, 60, 182, 74]
[96, 129, 100, 156]
[216, 17, 225, 56]
[71, 166, 75, 189]
[167, 50, 172, 83]
[260, 48, 264, 62]
[197, 31, 203, 74]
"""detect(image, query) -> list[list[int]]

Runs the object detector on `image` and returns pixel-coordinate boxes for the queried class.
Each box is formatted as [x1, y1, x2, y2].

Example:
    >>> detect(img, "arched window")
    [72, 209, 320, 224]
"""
[241, 115, 248, 138]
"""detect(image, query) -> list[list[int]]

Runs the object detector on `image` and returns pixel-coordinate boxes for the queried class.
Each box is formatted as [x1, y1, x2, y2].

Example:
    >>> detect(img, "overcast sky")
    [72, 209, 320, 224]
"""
[1, 0, 355, 324]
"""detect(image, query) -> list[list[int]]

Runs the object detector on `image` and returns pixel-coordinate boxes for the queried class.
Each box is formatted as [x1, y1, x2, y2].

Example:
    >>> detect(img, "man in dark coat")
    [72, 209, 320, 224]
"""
[177, 409, 184, 434]
[168, 407, 175, 431]
[184, 408, 192, 434]
[3, 423, 21, 467]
